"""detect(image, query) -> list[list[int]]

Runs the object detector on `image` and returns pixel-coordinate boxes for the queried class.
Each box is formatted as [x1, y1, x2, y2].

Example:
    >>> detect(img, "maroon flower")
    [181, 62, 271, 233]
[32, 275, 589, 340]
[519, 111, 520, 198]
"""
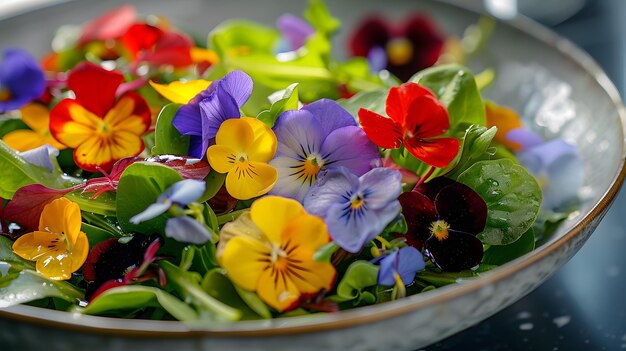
[398, 177, 486, 271]
[83, 234, 163, 301]
[349, 14, 445, 81]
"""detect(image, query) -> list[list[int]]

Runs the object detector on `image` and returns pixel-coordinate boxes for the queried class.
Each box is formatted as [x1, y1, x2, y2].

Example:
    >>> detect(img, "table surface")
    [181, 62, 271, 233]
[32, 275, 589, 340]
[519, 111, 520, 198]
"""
[425, 1, 626, 350]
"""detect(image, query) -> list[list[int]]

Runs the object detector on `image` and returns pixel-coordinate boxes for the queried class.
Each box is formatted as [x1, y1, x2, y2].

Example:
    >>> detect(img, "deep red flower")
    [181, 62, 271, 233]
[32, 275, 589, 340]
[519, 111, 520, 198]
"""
[121, 23, 193, 68]
[349, 14, 444, 81]
[358, 82, 459, 168]
[398, 177, 486, 271]
[83, 234, 163, 301]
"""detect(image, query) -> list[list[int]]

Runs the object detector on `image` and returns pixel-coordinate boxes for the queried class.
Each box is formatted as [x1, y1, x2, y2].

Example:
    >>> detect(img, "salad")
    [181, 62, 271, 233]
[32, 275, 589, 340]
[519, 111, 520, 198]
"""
[0, 1, 581, 321]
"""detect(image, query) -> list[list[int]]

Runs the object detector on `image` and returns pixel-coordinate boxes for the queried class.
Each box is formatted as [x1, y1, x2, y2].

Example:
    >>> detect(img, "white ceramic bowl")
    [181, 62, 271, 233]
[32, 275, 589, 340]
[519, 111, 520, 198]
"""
[0, 1, 624, 350]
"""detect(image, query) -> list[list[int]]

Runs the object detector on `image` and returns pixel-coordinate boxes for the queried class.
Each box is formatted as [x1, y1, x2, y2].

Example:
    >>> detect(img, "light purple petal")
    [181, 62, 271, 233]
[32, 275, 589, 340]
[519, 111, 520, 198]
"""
[359, 168, 402, 210]
[302, 99, 357, 137]
[129, 202, 171, 224]
[321, 126, 380, 176]
[217, 70, 253, 107]
[378, 247, 425, 286]
[269, 156, 311, 202]
[165, 216, 213, 244]
[273, 109, 325, 159]
[367, 46, 387, 72]
[303, 167, 359, 217]
[19, 144, 59, 171]
[506, 128, 543, 150]
[277, 14, 314, 50]
[165, 179, 206, 205]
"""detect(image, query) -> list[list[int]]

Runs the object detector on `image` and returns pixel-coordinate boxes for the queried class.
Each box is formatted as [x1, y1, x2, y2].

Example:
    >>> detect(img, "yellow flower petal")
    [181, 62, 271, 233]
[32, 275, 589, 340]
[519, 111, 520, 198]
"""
[108, 130, 144, 160]
[55, 104, 101, 148]
[256, 264, 300, 312]
[220, 236, 271, 292]
[190, 48, 219, 65]
[73, 136, 112, 169]
[217, 211, 266, 258]
[20, 103, 50, 132]
[215, 118, 254, 152]
[485, 102, 523, 151]
[242, 117, 277, 163]
[12, 231, 62, 261]
[149, 79, 211, 104]
[282, 214, 330, 253]
[207, 145, 237, 174]
[35, 232, 88, 280]
[250, 196, 304, 245]
[2, 130, 48, 152]
[103, 96, 135, 127]
[225, 161, 277, 200]
[38, 198, 82, 246]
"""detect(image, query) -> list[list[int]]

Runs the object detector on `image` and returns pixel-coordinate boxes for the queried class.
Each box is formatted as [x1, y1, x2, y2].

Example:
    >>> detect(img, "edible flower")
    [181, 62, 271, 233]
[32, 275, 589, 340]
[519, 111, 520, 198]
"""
[398, 177, 486, 271]
[3, 103, 66, 152]
[303, 167, 402, 253]
[270, 99, 380, 202]
[377, 247, 425, 287]
[173, 70, 253, 158]
[485, 101, 524, 151]
[276, 14, 314, 52]
[78, 5, 137, 45]
[121, 23, 194, 69]
[0, 48, 46, 113]
[207, 117, 278, 200]
[507, 128, 582, 210]
[217, 196, 335, 311]
[348, 14, 444, 81]
[358, 82, 459, 168]
[49, 62, 151, 172]
[149, 79, 212, 104]
[12, 198, 89, 280]
[83, 234, 162, 301]
[130, 179, 206, 224]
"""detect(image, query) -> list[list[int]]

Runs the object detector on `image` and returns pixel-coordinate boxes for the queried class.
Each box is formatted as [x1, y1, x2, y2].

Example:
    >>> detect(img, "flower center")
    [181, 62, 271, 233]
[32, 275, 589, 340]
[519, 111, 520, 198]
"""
[351, 194, 365, 209]
[429, 220, 450, 241]
[96, 120, 112, 135]
[270, 244, 288, 270]
[386, 38, 413, 66]
[0, 88, 11, 102]
[236, 152, 249, 163]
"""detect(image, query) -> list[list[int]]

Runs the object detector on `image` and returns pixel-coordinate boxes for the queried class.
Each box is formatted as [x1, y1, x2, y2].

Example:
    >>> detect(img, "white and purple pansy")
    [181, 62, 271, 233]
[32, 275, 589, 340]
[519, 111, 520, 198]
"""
[303, 166, 402, 253]
[269, 99, 380, 202]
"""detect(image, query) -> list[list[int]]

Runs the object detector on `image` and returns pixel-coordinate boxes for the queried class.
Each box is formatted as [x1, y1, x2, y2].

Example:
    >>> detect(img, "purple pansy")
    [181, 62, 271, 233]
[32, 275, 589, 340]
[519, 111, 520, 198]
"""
[276, 14, 314, 52]
[304, 167, 402, 253]
[130, 179, 205, 224]
[0, 48, 46, 113]
[270, 99, 380, 202]
[507, 128, 582, 210]
[172, 70, 253, 158]
[377, 247, 425, 286]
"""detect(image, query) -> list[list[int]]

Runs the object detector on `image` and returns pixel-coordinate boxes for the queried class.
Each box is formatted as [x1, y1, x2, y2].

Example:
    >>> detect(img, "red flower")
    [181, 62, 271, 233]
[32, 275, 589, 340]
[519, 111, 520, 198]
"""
[121, 23, 193, 68]
[78, 5, 137, 45]
[349, 14, 444, 81]
[358, 82, 459, 168]
[49, 62, 151, 172]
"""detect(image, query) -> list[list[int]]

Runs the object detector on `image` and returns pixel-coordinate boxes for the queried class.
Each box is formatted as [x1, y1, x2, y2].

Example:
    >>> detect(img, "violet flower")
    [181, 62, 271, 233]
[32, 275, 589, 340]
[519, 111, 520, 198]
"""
[377, 246, 425, 286]
[270, 99, 380, 202]
[129, 179, 206, 224]
[304, 167, 402, 253]
[0, 48, 46, 113]
[19, 144, 59, 171]
[506, 128, 583, 210]
[172, 70, 253, 158]
[276, 14, 314, 52]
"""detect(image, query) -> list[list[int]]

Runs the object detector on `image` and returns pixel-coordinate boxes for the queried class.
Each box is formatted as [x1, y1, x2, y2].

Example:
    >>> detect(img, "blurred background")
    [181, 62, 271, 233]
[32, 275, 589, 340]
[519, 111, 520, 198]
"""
[0, 0, 624, 350]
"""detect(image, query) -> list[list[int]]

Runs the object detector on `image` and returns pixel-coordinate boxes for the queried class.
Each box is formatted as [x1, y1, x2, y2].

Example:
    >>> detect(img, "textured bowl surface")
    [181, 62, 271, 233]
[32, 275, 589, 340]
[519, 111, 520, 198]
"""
[0, 1, 625, 350]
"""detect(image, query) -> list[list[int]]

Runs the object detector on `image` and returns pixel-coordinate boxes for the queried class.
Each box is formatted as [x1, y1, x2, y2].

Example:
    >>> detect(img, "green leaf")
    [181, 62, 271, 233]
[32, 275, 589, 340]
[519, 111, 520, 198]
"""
[445, 125, 497, 179]
[0, 140, 71, 199]
[0, 264, 82, 308]
[313, 242, 339, 262]
[159, 261, 241, 321]
[81, 222, 117, 248]
[82, 285, 198, 321]
[337, 89, 387, 120]
[304, 0, 340, 36]
[0, 118, 28, 138]
[410, 64, 486, 134]
[457, 159, 542, 245]
[116, 162, 183, 235]
[0, 235, 31, 265]
[65, 190, 116, 216]
[152, 103, 189, 156]
[416, 268, 478, 287]
[201, 269, 270, 320]
[199, 170, 226, 203]
[331, 260, 379, 306]
[256, 83, 299, 128]
[482, 228, 535, 265]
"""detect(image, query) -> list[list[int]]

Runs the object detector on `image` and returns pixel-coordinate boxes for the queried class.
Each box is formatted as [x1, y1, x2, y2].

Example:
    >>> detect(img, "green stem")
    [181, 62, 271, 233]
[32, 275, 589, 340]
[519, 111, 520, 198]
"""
[216, 209, 247, 225]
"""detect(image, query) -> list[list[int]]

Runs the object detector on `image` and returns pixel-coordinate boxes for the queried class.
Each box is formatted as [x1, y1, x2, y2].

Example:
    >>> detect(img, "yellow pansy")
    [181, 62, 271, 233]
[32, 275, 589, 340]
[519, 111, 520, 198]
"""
[3, 103, 66, 152]
[12, 198, 89, 280]
[217, 196, 336, 311]
[207, 117, 278, 200]
[149, 79, 211, 104]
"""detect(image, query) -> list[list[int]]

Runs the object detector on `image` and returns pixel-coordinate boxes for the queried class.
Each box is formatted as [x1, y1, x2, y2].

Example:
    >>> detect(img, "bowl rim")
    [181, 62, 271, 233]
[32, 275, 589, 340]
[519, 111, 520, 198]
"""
[1, 0, 626, 339]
